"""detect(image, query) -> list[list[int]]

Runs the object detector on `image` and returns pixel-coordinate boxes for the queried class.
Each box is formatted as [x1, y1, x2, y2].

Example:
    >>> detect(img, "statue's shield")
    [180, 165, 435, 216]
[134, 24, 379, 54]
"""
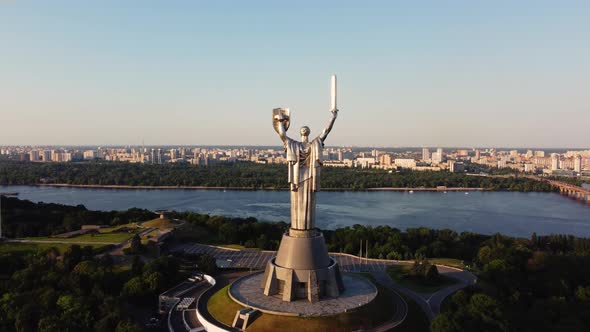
[272, 108, 290, 132]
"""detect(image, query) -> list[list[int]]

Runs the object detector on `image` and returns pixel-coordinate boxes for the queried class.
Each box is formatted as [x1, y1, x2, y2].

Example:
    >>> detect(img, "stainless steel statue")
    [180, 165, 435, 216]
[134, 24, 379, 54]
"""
[262, 75, 344, 303]
[272, 75, 338, 230]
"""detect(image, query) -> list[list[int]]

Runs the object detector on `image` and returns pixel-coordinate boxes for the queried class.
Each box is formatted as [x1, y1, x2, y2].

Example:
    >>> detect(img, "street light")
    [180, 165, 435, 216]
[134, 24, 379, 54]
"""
[0, 192, 18, 239]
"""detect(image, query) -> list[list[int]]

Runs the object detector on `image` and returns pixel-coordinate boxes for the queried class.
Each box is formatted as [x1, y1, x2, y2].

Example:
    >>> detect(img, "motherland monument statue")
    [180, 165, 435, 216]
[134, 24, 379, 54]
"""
[262, 75, 344, 303]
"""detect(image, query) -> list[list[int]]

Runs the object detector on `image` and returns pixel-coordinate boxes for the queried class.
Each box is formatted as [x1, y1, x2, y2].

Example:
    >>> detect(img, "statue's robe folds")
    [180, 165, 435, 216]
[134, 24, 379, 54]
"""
[285, 137, 323, 230]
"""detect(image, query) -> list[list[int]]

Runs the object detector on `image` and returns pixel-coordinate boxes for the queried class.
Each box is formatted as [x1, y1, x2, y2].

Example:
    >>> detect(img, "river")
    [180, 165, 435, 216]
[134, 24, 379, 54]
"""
[2, 185, 589, 238]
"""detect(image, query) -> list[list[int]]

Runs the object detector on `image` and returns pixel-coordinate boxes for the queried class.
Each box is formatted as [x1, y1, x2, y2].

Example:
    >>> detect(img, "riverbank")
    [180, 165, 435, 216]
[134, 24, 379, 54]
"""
[36, 183, 489, 192]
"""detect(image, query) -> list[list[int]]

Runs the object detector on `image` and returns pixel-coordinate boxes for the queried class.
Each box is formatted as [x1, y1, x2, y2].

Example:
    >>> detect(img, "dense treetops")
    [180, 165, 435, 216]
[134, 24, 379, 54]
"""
[433, 233, 590, 331]
[5, 198, 590, 331]
[0, 160, 556, 191]
[1, 196, 156, 237]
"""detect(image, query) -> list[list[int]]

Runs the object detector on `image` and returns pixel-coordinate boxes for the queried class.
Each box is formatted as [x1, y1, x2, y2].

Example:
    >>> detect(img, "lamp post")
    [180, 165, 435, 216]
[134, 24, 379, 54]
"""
[0, 192, 18, 239]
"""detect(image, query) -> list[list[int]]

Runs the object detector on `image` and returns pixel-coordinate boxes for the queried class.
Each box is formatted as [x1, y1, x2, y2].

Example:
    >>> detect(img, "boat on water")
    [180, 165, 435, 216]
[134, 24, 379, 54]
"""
[409, 190, 414, 194]
[0, 192, 19, 196]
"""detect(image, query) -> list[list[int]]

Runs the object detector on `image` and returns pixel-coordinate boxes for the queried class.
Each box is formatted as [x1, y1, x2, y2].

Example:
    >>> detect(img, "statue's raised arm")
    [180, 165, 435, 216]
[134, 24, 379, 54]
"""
[318, 109, 338, 143]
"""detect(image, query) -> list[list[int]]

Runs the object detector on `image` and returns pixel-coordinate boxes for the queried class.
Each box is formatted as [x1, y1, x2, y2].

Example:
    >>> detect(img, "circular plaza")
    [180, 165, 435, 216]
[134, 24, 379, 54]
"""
[228, 272, 378, 317]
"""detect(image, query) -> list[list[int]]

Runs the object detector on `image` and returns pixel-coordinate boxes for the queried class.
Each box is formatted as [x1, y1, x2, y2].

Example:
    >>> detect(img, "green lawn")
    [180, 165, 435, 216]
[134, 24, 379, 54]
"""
[207, 285, 243, 326]
[387, 264, 458, 294]
[0, 242, 106, 254]
[140, 228, 160, 243]
[97, 223, 138, 233]
[23, 232, 133, 243]
[141, 217, 180, 230]
[208, 275, 404, 332]
[430, 258, 466, 269]
[214, 244, 261, 251]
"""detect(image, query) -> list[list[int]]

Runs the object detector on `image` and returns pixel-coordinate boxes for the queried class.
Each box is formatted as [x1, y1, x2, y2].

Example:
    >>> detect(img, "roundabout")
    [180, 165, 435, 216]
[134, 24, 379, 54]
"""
[229, 272, 378, 317]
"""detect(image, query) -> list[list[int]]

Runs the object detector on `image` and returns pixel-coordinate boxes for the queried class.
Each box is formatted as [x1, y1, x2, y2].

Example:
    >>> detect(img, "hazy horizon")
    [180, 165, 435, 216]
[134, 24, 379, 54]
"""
[2, 1, 589, 148]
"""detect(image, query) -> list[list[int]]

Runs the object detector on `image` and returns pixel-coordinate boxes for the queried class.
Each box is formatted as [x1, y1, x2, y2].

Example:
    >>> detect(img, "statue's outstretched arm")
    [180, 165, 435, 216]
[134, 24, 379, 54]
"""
[318, 109, 338, 142]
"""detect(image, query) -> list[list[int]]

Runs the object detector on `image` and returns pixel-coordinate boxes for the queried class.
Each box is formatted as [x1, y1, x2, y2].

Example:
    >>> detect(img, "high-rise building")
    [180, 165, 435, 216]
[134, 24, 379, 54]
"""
[83, 150, 97, 160]
[535, 150, 545, 157]
[150, 149, 156, 164]
[475, 150, 481, 159]
[157, 148, 163, 164]
[422, 148, 430, 161]
[379, 154, 392, 166]
[432, 148, 443, 164]
[42, 150, 52, 162]
[551, 153, 559, 171]
[448, 160, 456, 172]
[29, 150, 40, 162]
[574, 155, 582, 172]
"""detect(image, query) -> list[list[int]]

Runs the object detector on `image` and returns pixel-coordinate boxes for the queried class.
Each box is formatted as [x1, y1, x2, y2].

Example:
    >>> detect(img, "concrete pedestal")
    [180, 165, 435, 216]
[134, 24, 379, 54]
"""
[261, 229, 344, 303]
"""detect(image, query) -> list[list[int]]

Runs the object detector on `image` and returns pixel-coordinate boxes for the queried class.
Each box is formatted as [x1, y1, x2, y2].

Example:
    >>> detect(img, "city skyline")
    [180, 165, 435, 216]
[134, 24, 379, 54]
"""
[2, 1, 590, 148]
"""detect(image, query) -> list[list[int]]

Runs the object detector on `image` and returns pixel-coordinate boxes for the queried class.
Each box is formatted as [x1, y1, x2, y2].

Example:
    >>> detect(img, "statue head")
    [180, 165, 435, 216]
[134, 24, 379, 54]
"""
[300, 126, 310, 141]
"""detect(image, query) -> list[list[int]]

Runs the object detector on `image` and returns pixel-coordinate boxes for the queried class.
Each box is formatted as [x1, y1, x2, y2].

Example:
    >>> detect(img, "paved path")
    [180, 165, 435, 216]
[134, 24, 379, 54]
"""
[365, 273, 408, 332]
[6, 239, 118, 245]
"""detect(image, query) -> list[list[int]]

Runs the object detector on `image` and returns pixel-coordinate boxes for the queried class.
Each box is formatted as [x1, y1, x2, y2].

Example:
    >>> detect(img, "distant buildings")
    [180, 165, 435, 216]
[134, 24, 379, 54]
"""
[431, 148, 443, 164]
[1, 145, 588, 178]
[83, 150, 97, 160]
[575, 155, 582, 173]
[394, 158, 416, 169]
[551, 153, 559, 171]
[422, 148, 430, 161]
[29, 150, 40, 162]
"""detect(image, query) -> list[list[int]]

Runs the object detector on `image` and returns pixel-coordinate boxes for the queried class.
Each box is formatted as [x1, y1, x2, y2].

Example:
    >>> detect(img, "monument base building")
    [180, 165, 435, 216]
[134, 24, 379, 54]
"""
[261, 228, 344, 303]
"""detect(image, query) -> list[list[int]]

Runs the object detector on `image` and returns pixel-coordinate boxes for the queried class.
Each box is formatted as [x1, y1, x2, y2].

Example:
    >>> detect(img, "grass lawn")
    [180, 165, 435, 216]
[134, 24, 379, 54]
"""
[208, 276, 402, 332]
[141, 217, 180, 230]
[215, 244, 261, 251]
[387, 265, 458, 294]
[23, 232, 133, 243]
[217, 244, 246, 250]
[97, 223, 138, 233]
[207, 285, 243, 326]
[140, 228, 160, 243]
[430, 258, 466, 269]
[0, 242, 105, 254]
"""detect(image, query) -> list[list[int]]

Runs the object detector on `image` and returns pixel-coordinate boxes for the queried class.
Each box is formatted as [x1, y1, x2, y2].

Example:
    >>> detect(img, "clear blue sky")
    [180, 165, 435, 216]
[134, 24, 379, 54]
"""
[1, 1, 589, 148]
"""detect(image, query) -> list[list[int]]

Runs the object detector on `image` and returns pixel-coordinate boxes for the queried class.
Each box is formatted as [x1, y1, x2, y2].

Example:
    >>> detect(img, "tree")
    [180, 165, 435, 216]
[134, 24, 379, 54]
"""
[131, 255, 144, 276]
[197, 254, 217, 275]
[122, 277, 146, 301]
[115, 320, 142, 332]
[129, 234, 143, 254]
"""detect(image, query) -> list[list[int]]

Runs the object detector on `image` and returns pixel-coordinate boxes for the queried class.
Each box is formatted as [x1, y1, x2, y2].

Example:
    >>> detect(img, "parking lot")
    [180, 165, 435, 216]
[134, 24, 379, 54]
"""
[173, 243, 403, 272]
